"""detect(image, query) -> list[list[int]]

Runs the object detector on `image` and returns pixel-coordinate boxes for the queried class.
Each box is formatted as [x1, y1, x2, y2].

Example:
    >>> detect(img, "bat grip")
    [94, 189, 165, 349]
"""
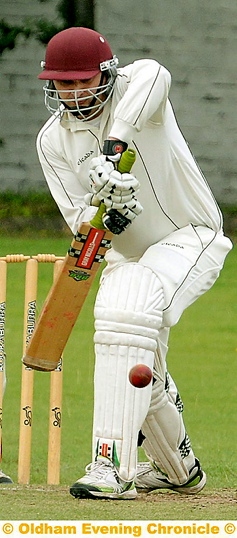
[90, 148, 136, 229]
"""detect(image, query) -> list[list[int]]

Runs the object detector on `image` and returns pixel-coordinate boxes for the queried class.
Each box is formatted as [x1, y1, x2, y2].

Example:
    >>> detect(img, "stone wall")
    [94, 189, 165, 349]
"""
[0, 0, 236, 204]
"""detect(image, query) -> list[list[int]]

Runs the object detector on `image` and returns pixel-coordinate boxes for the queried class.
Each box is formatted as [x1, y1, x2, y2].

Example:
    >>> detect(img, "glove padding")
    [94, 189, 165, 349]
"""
[89, 155, 142, 221]
[102, 209, 131, 235]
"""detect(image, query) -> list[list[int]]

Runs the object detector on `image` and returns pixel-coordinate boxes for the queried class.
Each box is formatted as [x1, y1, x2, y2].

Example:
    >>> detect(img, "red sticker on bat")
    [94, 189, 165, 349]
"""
[76, 228, 105, 269]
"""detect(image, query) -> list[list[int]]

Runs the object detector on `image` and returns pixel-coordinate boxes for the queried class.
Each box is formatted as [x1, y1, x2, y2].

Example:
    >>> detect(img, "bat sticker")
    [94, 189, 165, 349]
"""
[68, 270, 90, 282]
[69, 228, 111, 269]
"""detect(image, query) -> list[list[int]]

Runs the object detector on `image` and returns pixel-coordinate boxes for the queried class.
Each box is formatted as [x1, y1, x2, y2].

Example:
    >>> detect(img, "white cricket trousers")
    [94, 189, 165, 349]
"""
[104, 224, 232, 328]
[139, 224, 232, 328]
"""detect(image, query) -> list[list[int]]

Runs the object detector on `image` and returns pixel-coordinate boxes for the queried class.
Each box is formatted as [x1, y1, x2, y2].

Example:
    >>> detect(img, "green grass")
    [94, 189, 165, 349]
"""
[0, 236, 236, 520]
[0, 192, 60, 219]
[1, 485, 236, 520]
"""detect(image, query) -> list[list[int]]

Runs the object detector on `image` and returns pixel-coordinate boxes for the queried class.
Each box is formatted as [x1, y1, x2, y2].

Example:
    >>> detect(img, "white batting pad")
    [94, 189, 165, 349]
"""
[93, 263, 164, 481]
[141, 371, 196, 485]
[93, 344, 154, 481]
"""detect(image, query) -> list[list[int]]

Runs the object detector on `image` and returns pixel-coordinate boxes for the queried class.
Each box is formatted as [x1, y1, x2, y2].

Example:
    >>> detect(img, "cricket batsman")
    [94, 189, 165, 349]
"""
[36, 27, 232, 499]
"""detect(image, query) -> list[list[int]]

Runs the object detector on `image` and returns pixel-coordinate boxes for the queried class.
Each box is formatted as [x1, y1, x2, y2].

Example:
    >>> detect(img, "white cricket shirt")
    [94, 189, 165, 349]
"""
[37, 59, 223, 259]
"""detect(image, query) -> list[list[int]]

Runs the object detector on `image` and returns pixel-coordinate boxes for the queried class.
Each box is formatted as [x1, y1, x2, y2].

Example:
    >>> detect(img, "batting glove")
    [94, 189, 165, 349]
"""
[87, 144, 143, 234]
[89, 156, 141, 208]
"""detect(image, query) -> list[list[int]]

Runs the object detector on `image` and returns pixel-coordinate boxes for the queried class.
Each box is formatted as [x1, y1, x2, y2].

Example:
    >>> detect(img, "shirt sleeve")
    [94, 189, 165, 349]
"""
[109, 59, 171, 143]
[36, 126, 97, 234]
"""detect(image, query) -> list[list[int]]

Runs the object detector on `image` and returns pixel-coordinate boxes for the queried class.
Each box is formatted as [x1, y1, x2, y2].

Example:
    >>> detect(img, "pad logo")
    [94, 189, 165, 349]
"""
[68, 269, 90, 282]
[101, 443, 109, 457]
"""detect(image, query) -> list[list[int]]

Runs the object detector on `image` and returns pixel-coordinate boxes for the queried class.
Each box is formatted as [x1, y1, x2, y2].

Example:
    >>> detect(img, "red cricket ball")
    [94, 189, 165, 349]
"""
[129, 364, 153, 388]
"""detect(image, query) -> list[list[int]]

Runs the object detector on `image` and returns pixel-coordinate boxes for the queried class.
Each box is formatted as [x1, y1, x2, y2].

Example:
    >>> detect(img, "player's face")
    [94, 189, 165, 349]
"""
[53, 73, 105, 117]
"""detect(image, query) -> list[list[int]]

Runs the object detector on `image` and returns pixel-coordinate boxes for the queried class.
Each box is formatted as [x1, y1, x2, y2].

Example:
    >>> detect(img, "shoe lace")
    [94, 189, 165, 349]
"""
[137, 462, 151, 475]
[85, 460, 114, 480]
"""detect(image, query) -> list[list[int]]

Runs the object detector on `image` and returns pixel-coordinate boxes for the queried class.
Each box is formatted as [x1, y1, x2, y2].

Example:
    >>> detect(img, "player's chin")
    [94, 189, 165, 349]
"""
[63, 101, 96, 119]
[66, 103, 91, 114]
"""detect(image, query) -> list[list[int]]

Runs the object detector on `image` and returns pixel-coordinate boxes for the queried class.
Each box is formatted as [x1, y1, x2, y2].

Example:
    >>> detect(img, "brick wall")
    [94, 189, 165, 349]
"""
[0, 0, 236, 203]
[96, 0, 237, 204]
[0, 0, 59, 191]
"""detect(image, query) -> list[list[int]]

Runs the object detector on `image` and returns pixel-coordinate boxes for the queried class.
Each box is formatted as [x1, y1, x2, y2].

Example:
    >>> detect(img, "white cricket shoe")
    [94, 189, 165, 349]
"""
[135, 458, 206, 494]
[0, 470, 13, 484]
[70, 457, 137, 500]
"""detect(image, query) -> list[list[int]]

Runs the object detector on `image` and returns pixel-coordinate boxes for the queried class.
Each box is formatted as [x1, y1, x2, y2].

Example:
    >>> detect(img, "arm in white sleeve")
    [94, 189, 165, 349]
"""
[36, 129, 97, 235]
[109, 59, 171, 143]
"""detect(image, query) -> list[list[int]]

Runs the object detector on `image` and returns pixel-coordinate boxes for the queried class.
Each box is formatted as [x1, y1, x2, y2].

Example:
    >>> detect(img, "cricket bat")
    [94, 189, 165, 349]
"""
[22, 149, 136, 372]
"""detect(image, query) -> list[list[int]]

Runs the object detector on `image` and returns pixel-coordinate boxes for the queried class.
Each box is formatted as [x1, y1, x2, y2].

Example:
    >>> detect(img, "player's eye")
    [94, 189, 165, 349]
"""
[80, 78, 93, 84]
[60, 80, 75, 85]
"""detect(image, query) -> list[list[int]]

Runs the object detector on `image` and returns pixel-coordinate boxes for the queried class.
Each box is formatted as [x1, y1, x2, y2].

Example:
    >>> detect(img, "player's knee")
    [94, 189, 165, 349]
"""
[94, 263, 164, 348]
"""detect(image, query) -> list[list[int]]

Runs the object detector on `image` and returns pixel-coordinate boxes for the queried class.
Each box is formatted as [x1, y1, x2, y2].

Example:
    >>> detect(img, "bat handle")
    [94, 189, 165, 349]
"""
[90, 148, 136, 229]
[89, 202, 107, 230]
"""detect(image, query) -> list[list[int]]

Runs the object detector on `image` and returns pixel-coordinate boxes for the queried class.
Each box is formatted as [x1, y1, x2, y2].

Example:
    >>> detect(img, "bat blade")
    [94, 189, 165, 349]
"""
[23, 225, 112, 371]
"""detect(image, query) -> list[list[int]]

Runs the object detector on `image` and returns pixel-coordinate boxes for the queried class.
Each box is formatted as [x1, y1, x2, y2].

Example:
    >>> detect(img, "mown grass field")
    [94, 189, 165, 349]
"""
[0, 234, 236, 521]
